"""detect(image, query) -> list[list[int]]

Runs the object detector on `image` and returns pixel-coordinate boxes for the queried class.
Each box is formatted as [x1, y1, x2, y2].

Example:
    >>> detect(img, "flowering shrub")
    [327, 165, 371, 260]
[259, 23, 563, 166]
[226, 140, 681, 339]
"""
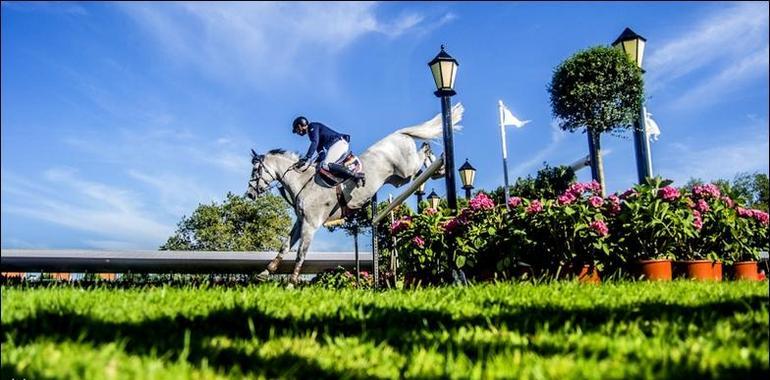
[390, 206, 453, 283]
[383, 176, 768, 284]
[448, 193, 510, 277]
[614, 178, 696, 261]
[532, 181, 612, 272]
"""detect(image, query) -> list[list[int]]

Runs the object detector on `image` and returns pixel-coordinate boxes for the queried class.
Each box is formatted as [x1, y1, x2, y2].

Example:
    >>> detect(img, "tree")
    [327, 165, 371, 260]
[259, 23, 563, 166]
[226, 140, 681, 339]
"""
[490, 163, 576, 203]
[160, 192, 292, 251]
[548, 46, 644, 196]
[685, 172, 769, 211]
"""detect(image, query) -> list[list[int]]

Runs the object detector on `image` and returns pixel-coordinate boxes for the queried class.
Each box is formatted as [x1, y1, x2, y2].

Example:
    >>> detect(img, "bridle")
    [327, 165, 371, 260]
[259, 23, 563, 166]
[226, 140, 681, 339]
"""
[248, 151, 306, 203]
[249, 152, 280, 197]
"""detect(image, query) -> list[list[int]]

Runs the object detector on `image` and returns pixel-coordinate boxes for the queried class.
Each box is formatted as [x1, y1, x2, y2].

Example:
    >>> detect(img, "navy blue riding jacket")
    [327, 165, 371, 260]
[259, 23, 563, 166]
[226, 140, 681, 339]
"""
[303, 122, 350, 161]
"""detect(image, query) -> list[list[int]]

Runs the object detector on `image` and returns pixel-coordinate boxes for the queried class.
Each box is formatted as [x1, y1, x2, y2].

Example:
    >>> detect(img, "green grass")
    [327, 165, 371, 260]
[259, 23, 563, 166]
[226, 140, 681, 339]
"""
[2, 281, 768, 379]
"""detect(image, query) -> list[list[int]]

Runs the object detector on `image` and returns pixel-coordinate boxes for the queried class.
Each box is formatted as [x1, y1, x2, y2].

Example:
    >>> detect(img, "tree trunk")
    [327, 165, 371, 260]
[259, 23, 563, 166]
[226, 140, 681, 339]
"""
[587, 129, 606, 197]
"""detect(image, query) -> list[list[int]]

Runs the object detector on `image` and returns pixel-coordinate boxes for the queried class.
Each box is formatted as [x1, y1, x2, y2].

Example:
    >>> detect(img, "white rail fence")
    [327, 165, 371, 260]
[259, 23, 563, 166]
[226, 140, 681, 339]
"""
[0, 249, 372, 275]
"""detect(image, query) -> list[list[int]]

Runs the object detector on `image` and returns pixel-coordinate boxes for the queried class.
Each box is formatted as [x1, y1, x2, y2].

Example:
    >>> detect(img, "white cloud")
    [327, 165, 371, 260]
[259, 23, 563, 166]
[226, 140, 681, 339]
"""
[2, 169, 174, 248]
[118, 2, 453, 89]
[1, 1, 87, 15]
[656, 117, 770, 183]
[670, 45, 769, 110]
[646, 2, 769, 90]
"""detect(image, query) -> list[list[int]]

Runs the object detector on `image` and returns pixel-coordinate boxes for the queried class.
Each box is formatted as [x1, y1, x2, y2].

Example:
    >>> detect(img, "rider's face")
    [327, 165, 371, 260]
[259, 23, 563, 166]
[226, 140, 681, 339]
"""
[296, 124, 308, 136]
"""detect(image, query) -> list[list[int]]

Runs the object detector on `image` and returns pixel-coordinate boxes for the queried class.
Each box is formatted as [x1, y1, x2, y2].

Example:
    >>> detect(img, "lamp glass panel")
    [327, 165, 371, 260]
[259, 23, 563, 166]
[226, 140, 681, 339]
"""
[460, 169, 475, 187]
[430, 63, 442, 90]
[622, 39, 638, 65]
[448, 62, 457, 89]
[439, 60, 455, 89]
[637, 39, 645, 68]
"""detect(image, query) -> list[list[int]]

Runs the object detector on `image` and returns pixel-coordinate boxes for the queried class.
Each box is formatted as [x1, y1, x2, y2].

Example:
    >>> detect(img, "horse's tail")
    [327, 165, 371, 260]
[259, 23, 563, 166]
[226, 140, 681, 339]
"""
[397, 103, 464, 140]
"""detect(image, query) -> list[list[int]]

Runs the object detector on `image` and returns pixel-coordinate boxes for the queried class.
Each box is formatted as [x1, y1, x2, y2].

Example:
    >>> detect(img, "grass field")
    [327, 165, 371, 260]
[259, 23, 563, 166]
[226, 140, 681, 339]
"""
[2, 281, 768, 379]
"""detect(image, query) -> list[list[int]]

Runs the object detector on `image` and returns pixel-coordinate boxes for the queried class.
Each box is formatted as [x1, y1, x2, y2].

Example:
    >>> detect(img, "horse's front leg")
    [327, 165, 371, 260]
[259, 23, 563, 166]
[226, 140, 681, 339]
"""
[290, 221, 319, 285]
[257, 219, 301, 281]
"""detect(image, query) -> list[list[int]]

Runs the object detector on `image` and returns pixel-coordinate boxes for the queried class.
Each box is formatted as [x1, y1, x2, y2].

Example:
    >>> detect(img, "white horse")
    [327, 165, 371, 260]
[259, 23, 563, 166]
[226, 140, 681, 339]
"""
[247, 103, 464, 284]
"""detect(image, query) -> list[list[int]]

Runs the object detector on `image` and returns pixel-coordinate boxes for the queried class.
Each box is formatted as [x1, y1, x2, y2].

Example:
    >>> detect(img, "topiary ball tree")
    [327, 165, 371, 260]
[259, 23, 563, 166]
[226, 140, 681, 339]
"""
[548, 46, 644, 196]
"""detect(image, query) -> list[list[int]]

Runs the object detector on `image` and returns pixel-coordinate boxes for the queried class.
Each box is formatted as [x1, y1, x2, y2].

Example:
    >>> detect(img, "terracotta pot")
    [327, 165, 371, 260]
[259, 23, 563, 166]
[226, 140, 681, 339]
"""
[637, 259, 672, 281]
[676, 260, 722, 281]
[576, 265, 601, 284]
[731, 261, 759, 281]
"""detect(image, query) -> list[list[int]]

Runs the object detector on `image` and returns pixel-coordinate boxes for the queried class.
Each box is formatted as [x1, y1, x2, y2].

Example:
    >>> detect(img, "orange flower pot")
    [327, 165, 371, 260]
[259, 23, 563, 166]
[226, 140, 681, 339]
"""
[676, 260, 722, 281]
[731, 261, 759, 281]
[576, 264, 601, 284]
[637, 259, 672, 281]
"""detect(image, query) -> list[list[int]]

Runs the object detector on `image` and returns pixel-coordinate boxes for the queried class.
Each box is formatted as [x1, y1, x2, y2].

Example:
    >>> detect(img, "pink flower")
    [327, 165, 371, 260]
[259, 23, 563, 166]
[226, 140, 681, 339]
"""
[721, 196, 735, 208]
[567, 183, 586, 196]
[508, 196, 522, 208]
[424, 207, 438, 216]
[620, 188, 638, 199]
[588, 180, 602, 193]
[412, 236, 425, 248]
[751, 209, 769, 225]
[526, 200, 543, 214]
[692, 183, 721, 199]
[737, 207, 753, 218]
[469, 193, 495, 211]
[692, 209, 701, 218]
[442, 215, 467, 234]
[607, 195, 621, 215]
[588, 196, 604, 208]
[693, 216, 703, 230]
[658, 186, 680, 202]
[557, 192, 576, 205]
[695, 199, 710, 213]
[590, 220, 609, 237]
[390, 216, 412, 234]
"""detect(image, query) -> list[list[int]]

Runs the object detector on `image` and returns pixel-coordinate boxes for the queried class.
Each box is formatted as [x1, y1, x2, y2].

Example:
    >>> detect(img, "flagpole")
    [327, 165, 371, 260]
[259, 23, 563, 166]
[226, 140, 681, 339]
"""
[498, 100, 511, 209]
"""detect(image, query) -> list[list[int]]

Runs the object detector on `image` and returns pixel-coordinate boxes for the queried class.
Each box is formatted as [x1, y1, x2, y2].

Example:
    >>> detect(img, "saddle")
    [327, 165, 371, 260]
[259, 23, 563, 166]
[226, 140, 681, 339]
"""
[317, 152, 364, 188]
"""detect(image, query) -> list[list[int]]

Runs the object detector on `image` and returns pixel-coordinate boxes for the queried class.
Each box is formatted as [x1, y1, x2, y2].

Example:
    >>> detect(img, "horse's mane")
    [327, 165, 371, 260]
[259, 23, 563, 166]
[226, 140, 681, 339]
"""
[267, 148, 300, 160]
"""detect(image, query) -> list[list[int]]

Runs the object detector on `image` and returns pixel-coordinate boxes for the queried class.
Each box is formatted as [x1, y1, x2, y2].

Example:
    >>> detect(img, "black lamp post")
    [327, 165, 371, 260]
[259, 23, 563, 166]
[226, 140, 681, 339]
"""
[428, 45, 459, 212]
[612, 27, 652, 183]
[415, 181, 426, 210]
[458, 159, 476, 200]
[427, 189, 441, 210]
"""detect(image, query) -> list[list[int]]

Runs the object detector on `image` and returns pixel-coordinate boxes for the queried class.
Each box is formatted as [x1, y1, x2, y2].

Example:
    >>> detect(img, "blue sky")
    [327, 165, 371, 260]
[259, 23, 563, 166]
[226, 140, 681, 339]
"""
[2, 2, 768, 251]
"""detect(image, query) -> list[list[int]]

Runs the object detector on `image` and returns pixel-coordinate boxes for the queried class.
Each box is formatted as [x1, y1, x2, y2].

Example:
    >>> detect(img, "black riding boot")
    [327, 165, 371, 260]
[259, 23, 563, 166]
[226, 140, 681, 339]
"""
[328, 163, 365, 185]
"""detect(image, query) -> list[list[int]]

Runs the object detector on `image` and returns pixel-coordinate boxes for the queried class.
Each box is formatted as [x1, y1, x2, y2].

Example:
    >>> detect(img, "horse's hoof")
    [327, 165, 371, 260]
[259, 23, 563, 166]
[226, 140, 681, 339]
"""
[285, 282, 295, 290]
[256, 270, 270, 282]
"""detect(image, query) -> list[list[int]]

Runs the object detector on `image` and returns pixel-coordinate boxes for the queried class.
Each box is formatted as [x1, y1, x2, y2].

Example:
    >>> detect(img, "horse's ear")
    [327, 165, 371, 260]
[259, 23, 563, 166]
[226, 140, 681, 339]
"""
[251, 149, 258, 158]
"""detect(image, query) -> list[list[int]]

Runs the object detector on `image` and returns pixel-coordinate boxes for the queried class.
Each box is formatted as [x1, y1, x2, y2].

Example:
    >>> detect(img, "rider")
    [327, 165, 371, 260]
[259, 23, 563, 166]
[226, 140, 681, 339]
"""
[292, 116, 364, 182]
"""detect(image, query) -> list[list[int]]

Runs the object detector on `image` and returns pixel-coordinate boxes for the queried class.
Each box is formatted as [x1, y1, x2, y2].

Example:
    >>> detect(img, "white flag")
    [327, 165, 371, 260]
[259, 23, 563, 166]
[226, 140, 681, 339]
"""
[499, 100, 531, 128]
[645, 111, 661, 141]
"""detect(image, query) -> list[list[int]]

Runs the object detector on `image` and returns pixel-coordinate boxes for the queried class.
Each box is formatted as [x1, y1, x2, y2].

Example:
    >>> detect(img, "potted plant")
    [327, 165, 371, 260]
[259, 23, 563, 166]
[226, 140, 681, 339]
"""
[536, 181, 610, 283]
[615, 178, 696, 281]
[728, 206, 768, 280]
[448, 193, 511, 282]
[390, 208, 452, 287]
[677, 183, 736, 281]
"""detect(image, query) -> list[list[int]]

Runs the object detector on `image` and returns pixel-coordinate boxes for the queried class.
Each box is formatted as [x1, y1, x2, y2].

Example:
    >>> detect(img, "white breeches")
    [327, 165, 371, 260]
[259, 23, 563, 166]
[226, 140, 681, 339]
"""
[322, 139, 349, 169]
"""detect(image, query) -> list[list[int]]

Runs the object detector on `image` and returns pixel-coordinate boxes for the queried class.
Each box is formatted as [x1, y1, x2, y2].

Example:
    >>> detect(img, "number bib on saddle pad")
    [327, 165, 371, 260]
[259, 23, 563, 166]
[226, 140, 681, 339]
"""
[317, 152, 364, 187]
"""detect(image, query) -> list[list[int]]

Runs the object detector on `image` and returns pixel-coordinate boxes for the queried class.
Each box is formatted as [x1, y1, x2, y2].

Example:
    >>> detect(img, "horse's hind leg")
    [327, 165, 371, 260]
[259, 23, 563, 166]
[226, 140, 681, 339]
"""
[256, 220, 301, 281]
[290, 222, 319, 285]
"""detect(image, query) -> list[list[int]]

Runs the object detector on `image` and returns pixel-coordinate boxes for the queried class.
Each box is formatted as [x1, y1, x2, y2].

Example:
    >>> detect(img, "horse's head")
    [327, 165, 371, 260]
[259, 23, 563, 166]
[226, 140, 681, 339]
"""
[420, 142, 446, 179]
[246, 149, 272, 200]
